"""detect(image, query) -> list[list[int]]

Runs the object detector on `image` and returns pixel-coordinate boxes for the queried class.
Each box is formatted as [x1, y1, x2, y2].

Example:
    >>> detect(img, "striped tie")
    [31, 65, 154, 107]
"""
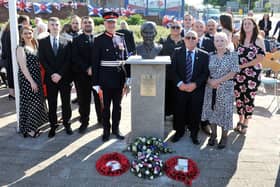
[185, 51, 193, 83]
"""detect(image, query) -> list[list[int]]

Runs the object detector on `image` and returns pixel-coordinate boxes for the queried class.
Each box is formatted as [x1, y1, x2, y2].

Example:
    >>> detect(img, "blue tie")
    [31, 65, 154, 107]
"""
[185, 51, 193, 83]
[53, 37, 58, 55]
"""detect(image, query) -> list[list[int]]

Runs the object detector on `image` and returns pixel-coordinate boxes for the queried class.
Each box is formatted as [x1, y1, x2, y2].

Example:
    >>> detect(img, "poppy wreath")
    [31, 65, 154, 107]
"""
[95, 152, 130, 176]
[130, 152, 164, 180]
[126, 136, 173, 156]
[164, 156, 199, 186]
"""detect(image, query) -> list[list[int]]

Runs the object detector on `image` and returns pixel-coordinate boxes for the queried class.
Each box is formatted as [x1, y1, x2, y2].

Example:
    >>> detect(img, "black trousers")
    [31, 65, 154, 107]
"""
[102, 87, 122, 135]
[173, 89, 204, 138]
[75, 73, 102, 125]
[46, 80, 71, 127]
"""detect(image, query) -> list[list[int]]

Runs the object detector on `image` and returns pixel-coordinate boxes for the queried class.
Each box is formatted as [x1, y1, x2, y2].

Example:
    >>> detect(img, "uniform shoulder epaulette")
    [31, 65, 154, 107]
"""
[94, 32, 104, 38]
[116, 32, 124, 36]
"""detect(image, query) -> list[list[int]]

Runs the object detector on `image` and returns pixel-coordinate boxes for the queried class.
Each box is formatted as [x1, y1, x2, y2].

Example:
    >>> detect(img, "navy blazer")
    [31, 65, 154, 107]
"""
[39, 35, 71, 83]
[171, 46, 209, 92]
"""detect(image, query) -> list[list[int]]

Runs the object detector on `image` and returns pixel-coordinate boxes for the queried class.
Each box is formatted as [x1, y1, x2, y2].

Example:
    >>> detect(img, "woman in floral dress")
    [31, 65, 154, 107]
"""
[234, 17, 265, 134]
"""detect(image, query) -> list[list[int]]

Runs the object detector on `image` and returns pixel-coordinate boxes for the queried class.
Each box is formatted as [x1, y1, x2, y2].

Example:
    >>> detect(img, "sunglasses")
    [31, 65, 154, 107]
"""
[171, 26, 180, 30]
[185, 36, 197, 40]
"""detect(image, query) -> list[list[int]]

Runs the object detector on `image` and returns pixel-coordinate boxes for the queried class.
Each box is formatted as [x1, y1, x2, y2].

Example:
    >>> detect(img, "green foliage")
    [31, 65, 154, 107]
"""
[126, 14, 145, 25]
[93, 17, 104, 26]
[264, 2, 271, 12]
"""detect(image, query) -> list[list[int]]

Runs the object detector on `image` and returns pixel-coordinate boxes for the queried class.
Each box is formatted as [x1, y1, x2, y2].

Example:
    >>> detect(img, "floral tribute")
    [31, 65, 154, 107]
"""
[164, 156, 200, 186]
[95, 152, 130, 176]
[130, 152, 164, 180]
[126, 136, 173, 156]
[126, 136, 173, 180]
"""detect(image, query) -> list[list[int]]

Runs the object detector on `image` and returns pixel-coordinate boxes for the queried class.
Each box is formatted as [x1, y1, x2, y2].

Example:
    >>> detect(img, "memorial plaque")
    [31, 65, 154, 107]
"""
[140, 74, 156, 96]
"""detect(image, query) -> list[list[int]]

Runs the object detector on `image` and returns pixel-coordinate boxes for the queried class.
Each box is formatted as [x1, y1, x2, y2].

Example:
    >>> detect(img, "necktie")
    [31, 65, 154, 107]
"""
[53, 37, 58, 55]
[185, 51, 193, 83]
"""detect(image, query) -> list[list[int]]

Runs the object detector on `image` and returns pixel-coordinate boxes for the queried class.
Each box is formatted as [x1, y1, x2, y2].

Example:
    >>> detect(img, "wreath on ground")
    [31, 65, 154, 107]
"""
[95, 152, 130, 176]
[164, 156, 200, 186]
[126, 136, 173, 156]
[130, 152, 164, 180]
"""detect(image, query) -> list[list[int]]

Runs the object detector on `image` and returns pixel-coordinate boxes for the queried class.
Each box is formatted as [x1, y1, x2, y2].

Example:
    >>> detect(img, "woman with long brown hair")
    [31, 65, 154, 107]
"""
[16, 26, 48, 138]
[234, 17, 265, 134]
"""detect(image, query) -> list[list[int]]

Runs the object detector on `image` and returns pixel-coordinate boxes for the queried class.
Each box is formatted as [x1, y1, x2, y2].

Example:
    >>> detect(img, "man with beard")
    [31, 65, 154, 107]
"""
[205, 19, 218, 42]
[72, 16, 102, 133]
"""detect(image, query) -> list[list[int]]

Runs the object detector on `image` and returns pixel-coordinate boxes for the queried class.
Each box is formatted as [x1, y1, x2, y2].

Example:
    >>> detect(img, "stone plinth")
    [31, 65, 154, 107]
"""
[126, 56, 171, 141]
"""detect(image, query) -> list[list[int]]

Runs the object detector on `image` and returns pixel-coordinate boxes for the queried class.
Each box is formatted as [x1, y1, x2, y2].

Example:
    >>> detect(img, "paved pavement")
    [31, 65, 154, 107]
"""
[0, 79, 279, 187]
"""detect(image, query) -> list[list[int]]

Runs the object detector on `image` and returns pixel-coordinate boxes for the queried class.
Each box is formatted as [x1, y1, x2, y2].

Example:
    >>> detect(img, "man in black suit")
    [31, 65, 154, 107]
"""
[181, 14, 194, 37]
[205, 19, 218, 42]
[39, 17, 73, 138]
[72, 16, 102, 134]
[193, 20, 215, 53]
[192, 20, 215, 135]
[92, 12, 130, 142]
[171, 30, 209, 144]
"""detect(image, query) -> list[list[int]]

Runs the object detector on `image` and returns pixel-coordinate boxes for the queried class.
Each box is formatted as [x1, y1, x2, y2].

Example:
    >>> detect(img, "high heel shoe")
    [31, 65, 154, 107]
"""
[234, 122, 243, 133]
[8, 95, 15, 100]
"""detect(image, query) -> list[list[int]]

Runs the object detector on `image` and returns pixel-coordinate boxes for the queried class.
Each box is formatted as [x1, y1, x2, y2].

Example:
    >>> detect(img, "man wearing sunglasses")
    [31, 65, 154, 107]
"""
[92, 12, 130, 142]
[171, 30, 209, 145]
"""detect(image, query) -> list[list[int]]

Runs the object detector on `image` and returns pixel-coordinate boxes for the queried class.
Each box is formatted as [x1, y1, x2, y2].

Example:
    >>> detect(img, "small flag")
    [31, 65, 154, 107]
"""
[88, 5, 103, 17]
[33, 2, 52, 14]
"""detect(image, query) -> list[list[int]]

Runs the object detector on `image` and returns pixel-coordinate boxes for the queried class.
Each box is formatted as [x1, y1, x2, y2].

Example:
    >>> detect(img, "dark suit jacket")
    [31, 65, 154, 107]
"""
[199, 36, 215, 53]
[39, 35, 71, 84]
[72, 33, 93, 73]
[116, 29, 136, 54]
[258, 19, 272, 36]
[171, 46, 209, 94]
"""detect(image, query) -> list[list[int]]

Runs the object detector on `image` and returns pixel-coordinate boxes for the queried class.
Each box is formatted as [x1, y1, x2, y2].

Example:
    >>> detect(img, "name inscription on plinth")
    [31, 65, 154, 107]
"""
[140, 74, 156, 96]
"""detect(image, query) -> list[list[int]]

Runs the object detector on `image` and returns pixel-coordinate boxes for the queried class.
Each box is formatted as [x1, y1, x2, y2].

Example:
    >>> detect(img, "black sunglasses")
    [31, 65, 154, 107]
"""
[185, 36, 197, 40]
[171, 26, 180, 30]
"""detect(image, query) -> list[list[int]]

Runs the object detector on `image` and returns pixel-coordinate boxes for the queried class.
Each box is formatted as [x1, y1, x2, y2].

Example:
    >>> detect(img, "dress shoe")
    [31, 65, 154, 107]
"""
[72, 98, 78, 104]
[65, 126, 73, 135]
[79, 124, 88, 134]
[201, 125, 211, 136]
[171, 132, 184, 143]
[102, 134, 110, 142]
[112, 132, 125, 140]
[191, 136, 200, 145]
[48, 125, 58, 138]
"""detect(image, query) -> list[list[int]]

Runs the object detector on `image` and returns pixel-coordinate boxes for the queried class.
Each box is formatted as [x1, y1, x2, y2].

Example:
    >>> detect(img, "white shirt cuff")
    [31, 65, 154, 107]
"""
[93, 85, 100, 93]
[177, 81, 183, 87]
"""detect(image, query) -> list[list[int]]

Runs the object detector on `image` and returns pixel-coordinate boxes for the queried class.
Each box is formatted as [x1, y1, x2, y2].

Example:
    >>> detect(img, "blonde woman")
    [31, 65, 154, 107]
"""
[17, 26, 48, 138]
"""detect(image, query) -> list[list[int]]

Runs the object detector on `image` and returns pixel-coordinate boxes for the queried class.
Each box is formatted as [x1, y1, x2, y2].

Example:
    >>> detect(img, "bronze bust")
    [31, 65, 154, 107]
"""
[136, 21, 162, 59]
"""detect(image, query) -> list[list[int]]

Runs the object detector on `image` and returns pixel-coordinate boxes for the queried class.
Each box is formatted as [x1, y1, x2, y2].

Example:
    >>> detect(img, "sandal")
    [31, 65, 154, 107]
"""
[240, 124, 248, 134]
[234, 122, 243, 132]
[32, 129, 42, 138]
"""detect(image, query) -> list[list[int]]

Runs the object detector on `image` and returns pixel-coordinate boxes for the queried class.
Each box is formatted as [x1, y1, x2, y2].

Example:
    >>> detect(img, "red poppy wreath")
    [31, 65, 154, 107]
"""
[96, 152, 130, 176]
[164, 156, 199, 186]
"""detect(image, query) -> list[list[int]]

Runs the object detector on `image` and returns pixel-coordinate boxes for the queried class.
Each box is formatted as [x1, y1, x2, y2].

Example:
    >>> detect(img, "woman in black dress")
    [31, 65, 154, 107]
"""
[16, 26, 48, 137]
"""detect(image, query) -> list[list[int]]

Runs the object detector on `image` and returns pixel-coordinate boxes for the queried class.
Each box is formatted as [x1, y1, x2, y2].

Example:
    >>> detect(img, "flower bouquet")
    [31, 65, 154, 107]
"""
[126, 136, 173, 156]
[130, 152, 164, 180]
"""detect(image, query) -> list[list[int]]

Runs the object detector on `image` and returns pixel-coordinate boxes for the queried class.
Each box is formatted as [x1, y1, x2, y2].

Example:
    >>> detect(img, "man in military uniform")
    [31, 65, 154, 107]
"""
[92, 12, 130, 142]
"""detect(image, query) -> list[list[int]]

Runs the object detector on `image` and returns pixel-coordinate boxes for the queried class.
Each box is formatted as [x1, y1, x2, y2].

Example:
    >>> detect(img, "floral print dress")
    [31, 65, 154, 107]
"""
[234, 43, 265, 119]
